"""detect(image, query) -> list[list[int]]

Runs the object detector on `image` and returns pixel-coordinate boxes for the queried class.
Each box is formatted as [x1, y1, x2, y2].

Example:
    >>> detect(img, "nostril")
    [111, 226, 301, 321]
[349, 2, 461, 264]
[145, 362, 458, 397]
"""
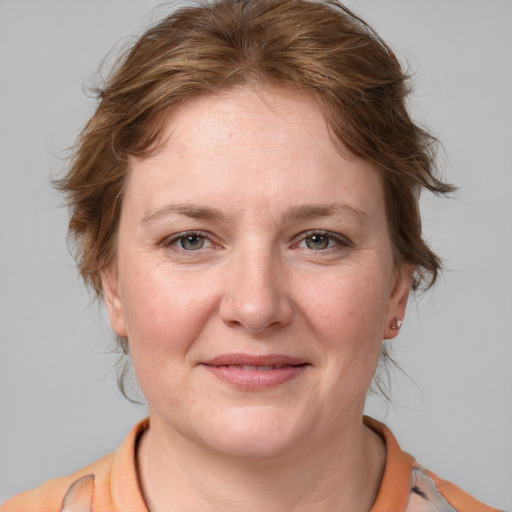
[225, 319, 242, 328]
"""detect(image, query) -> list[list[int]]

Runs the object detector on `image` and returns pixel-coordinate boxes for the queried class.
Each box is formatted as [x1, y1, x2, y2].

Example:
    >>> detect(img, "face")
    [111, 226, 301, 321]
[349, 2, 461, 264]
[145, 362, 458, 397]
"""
[103, 87, 411, 459]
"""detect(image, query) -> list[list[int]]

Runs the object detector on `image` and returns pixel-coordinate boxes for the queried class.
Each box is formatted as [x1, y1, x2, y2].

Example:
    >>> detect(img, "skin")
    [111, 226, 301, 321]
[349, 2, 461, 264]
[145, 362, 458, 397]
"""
[102, 87, 412, 511]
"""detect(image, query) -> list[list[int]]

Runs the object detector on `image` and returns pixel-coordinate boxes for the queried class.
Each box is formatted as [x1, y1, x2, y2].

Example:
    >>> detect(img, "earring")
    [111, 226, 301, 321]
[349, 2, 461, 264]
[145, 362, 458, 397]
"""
[391, 316, 402, 330]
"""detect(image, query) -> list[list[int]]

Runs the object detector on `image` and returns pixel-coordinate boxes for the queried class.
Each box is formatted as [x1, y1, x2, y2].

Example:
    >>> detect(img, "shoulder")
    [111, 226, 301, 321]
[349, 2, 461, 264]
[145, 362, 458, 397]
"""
[408, 464, 504, 512]
[1, 418, 149, 512]
[0, 453, 114, 512]
[364, 416, 504, 512]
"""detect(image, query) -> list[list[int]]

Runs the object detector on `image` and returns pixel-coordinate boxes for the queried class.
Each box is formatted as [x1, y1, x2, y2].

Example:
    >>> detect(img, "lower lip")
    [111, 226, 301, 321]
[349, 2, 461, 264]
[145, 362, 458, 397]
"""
[202, 365, 308, 390]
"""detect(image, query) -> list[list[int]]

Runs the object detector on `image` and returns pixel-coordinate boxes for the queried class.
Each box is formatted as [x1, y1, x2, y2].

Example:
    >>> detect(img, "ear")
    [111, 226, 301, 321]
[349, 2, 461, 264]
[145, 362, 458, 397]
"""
[383, 263, 415, 340]
[101, 268, 127, 338]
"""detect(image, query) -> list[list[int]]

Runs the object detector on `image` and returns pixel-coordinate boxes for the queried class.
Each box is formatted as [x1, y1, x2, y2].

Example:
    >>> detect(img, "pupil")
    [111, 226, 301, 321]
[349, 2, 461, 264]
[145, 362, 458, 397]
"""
[307, 235, 328, 250]
[182, 235, 204, 250]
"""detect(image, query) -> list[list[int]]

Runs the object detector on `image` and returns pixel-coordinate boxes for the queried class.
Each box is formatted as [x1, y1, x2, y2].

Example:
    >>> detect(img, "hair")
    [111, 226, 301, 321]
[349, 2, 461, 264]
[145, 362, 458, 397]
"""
[56, 0, 454, 398]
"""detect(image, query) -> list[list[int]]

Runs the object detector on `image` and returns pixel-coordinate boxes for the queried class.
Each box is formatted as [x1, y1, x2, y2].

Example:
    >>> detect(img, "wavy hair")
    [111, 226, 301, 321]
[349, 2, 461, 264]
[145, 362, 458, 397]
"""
[56, 0, 454, 398]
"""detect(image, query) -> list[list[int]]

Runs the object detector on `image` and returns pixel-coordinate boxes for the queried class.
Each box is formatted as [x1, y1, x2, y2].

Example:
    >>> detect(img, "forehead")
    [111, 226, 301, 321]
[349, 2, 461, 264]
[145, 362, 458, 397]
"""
[157, 87, 334, 160]
[124, 87, 386, 223]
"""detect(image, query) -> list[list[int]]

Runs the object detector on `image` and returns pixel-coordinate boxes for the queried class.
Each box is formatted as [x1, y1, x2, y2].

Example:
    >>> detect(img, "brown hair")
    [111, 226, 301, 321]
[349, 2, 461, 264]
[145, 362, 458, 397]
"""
[57, 0, 453, 297]
[57, 0, 453, 394]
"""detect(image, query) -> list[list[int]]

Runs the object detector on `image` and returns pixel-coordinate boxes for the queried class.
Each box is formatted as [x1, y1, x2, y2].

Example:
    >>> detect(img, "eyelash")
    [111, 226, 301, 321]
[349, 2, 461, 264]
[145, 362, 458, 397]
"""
[161, 230, 351, 254]
[161, 231, 216, 252]
[295, 230, 351, 252]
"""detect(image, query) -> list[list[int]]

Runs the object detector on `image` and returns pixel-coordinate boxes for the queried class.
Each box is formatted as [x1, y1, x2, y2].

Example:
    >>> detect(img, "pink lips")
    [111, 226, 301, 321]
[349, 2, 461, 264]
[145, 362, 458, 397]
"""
[201, 354, 309, 390]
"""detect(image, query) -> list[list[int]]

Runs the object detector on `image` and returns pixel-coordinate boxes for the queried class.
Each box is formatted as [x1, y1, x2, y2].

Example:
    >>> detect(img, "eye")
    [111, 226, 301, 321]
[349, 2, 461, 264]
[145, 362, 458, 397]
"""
[297, 231, 350, 251]
[179, 233, 206, 250]
[163, 231, 214, 251]
[305, 234, 331, 250]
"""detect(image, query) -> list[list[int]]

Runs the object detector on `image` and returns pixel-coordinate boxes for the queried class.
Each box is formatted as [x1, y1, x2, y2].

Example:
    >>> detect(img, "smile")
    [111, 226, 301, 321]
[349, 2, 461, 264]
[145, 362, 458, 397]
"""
[215, 364, 297, 370]
[201, 354, 310, 390]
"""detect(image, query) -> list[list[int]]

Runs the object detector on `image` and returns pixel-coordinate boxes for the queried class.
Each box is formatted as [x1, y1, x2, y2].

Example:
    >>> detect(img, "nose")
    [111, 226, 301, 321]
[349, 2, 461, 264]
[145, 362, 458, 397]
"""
[219, 246, 293, 333]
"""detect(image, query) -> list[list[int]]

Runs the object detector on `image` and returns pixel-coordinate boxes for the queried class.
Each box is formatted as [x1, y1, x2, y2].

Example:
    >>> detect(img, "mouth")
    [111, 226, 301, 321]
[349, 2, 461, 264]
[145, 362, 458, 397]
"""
[211, 363, 304, 370]
[200, 354, 310, 390]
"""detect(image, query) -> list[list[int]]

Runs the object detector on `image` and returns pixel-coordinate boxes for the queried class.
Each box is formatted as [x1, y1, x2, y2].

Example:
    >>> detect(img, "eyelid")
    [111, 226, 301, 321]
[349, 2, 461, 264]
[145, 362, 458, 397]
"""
[294, 230, 352, 249]
[160, 230, 218, 250]
[159, 229, 351, 252]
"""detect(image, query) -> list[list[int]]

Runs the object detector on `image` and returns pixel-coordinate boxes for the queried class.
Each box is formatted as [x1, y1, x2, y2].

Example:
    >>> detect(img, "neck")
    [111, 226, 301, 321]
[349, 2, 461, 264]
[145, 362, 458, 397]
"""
[137, 415, 386, 512]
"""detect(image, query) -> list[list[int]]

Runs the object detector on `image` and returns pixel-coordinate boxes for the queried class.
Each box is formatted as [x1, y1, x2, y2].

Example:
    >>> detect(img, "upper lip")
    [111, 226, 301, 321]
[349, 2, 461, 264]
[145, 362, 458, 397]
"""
[201, 354, 309, 367]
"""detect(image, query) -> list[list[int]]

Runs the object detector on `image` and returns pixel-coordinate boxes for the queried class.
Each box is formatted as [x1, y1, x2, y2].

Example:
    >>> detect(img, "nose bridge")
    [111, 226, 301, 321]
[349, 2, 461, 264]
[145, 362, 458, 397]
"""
[219, 238, 292, 333]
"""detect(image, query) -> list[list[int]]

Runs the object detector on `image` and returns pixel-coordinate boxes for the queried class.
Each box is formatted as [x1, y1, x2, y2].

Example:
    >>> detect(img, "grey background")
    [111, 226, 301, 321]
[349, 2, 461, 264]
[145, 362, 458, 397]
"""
[1, 0, 511, 509]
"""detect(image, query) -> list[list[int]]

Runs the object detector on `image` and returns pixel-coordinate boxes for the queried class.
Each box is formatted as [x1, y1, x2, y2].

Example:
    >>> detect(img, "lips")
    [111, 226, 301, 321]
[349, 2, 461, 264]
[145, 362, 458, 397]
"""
[216, 364, 288, 370]
[203, 354, 307, 366]
[201, 354, 309, 390]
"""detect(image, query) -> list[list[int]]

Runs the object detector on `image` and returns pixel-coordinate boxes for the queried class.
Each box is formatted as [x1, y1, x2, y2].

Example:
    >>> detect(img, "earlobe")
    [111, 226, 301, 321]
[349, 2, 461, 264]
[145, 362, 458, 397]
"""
[101, 268, 127, 337]
[383, 264, 415, 340]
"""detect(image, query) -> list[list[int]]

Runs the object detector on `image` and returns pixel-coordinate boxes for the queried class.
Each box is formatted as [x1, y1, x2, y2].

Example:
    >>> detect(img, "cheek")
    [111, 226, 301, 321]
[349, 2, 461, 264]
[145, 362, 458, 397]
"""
[118, 261, 219, 369]
[298, 264, 390, 391]
[299, 265, 389, 342]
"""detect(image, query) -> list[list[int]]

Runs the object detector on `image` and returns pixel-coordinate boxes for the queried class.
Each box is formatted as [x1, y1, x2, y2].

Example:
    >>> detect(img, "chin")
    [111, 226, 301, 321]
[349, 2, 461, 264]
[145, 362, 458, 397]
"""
[196, 405, 310, 459]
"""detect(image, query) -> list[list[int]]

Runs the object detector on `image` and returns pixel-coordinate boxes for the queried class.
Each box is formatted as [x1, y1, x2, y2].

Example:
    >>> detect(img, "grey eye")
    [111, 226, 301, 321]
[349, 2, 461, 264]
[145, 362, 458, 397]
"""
[305, 234, 330, 250]
[180, 234, 205, 250]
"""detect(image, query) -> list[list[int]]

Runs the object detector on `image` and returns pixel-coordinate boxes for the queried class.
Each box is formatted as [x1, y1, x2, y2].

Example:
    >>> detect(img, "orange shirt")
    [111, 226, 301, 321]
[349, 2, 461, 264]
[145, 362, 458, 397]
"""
[1, 417, 503, 512]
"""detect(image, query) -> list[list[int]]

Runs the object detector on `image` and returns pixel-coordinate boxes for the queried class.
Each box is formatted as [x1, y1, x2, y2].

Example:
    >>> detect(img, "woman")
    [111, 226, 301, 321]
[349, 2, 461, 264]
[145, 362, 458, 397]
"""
[1, 1, 506, 511]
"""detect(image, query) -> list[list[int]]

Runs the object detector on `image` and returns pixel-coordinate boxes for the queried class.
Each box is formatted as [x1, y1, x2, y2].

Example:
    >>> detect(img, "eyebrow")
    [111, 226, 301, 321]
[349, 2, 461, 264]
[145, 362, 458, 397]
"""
[141, 203, 230, 225]
[282, 203, 369, 223]
[141, 201, 368, 225]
